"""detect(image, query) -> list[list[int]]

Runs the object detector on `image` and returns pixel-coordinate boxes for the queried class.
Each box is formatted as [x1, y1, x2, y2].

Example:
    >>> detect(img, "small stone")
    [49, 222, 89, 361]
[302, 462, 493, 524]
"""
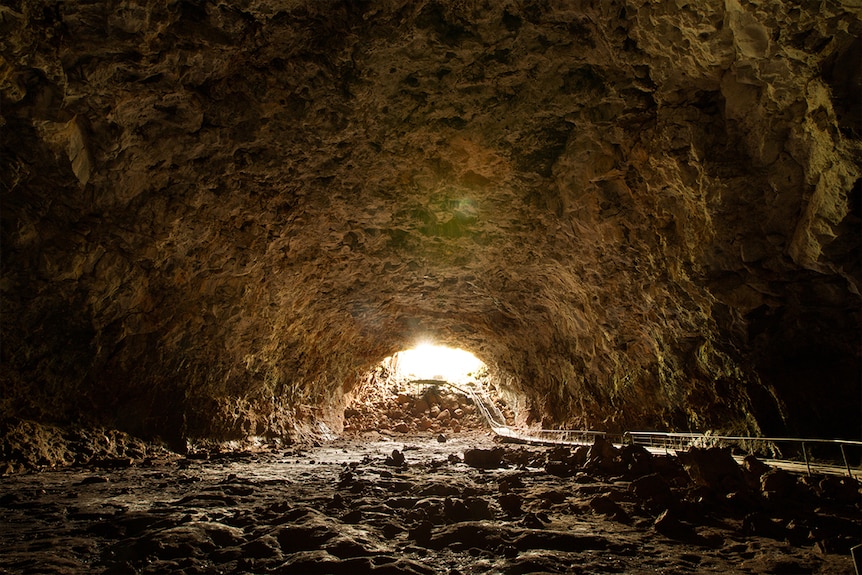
[585, 437, 623, 474]
[241, 535, 282, 559]
[545, 460, 576, 477]
[535, 488, 567, 505]
[465, 497, 493, 520]
[725, 490, 758, 509]
[417, 418, 433, 431]
[385, 449, 406, 467]
[380, 521, 405, 539]
[589, 494, 627, 521]
[498, 475, 525, 493]
[444, 497, 472, 522]
[630, 473, 673, 508]
[94, 457, 134, 468]
[78, 475, 110, 485]
[497, 493, 523, 515]
[324, 535, 378, 558]
[547, 446, 571, 462]
[394, 423, 409, 433]
[619, 443, 653, 477]
[760, 468, 797, 499]
[464, 448, 505, 469]
[742, 512, 787, 540]
[741, 454, 770, 478]
[520, 512, 550, 529]
[411, 399, 430, 416]
[677, 447, 743, 493]
[408, 520, 433, 544]
[437, 434, 447, 443]
[342, 509, 363, 524]
[818, 475, 860, 504]
[654, 509, 694, 540]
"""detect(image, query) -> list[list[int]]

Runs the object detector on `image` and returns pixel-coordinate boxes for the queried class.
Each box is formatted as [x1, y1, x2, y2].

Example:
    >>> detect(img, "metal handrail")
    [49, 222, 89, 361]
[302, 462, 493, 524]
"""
[626, 431, 862, 446]
[407, 380, 860, 478]
[625, 431, 861, 478]
[506, 427, 607, 446]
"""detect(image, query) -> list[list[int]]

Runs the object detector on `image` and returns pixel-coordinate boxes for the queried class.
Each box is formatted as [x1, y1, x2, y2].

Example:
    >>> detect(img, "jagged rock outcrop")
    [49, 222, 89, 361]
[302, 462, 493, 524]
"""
[1, 0, 859, 445]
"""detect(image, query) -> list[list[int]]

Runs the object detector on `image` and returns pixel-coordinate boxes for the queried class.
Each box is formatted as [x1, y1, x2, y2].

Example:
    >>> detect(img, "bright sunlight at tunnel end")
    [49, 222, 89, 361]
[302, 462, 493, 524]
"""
[392, 344, 485, 384]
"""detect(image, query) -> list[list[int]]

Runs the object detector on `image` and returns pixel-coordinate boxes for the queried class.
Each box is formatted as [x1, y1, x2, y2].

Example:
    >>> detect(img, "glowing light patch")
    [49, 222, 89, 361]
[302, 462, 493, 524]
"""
[395, 345, 484, 383]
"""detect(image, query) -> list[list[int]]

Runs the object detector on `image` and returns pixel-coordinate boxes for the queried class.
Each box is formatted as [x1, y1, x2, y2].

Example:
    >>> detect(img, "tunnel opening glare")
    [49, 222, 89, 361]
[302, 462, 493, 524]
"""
[342, 346, 515, 437]
[394, 345, 484, 384]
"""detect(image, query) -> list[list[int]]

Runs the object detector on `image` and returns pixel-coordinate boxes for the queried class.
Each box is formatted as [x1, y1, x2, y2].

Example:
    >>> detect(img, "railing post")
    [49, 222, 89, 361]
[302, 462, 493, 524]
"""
[802, 442, 811, 477]
[840, 444, 854, 479]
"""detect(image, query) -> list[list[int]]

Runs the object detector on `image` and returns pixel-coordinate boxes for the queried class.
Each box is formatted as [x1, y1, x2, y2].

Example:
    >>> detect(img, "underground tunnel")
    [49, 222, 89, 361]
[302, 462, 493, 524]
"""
[1, 0, 861, 573]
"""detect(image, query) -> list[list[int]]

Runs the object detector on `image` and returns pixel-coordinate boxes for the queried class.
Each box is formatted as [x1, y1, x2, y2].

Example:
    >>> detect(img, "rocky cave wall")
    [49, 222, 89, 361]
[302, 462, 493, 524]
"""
[1, 0, 860, 447]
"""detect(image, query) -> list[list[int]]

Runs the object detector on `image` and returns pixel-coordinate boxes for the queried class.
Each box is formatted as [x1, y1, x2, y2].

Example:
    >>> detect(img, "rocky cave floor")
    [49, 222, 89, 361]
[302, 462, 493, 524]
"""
[1, 429, 861, 575]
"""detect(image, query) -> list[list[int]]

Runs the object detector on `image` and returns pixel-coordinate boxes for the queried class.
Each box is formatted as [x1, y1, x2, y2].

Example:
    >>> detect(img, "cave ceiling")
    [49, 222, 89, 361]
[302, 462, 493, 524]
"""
[1, 0, 860, 443]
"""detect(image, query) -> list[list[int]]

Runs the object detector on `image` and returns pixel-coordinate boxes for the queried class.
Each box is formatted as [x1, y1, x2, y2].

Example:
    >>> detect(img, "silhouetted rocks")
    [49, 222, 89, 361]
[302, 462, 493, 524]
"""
[619, 443, 654, 477]
[463, 447, 505, 469]
[544, 445, 589, 477]
[585, 437, 623, 474]
[589, 493, 629, 522]
[743, 512, 789, 540]
[817, 475, 861, 505]
[654, 509, 696, 540]
[497, 492, 524, 516]
[760, 468, 798, 500]
[742, 454, 771, 479]
[677, 447, 744, 493]
[385, 449, 406, 467]
[630, 473, 673, 510]
[498, 474, 525, 493]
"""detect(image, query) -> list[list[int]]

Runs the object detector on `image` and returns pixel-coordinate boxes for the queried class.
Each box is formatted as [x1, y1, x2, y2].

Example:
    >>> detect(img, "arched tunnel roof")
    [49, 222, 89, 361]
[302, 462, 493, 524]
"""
[1, 1, 860, 444]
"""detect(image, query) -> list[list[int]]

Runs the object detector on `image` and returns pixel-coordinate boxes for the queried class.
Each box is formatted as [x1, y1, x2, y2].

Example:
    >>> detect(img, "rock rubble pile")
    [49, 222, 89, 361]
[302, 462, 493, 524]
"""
[0, 419, 171, 475]
[343, 379, 513, 436]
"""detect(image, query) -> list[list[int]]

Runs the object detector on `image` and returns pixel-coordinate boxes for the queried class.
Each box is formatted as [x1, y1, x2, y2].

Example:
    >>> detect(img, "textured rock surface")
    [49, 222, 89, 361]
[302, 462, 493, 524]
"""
[1, 1, 860, 443]
[1, 435, 859, 574]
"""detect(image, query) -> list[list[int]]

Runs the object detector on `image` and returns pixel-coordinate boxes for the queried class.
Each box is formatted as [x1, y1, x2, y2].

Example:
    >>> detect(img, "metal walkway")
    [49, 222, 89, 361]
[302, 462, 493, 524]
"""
[419, 379, 862, 479]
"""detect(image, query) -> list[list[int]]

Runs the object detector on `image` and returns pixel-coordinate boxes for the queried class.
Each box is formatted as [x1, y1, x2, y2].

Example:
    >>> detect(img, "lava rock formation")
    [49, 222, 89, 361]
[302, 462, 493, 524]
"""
[1, 1, 860, 446]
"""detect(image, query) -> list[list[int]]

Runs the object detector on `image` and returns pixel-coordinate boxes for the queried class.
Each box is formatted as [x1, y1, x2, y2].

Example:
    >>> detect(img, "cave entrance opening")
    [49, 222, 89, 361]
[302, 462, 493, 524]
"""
[342, 345, 514, 435]
[394, 344, 485, 384]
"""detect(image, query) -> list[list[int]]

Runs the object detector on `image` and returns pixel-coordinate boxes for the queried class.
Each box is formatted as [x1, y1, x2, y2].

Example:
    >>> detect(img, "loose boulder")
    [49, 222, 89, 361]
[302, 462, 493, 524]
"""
[677, 447, 744, 493]
[464, 448, 505, 469]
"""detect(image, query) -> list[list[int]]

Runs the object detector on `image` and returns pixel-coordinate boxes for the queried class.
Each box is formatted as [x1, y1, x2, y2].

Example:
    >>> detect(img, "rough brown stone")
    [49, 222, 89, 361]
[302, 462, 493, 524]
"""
[464, 447, 505, 469]
[760, 468, 798, 500]
[630, 473, 674, 509]
[0, 0, 859, 447]
[1, 435, 860, 574]
[678, 447, 745, 493]
[742, 454, 771, 479]
[586, 437, 623, 474]
[654, 509, 696, 541]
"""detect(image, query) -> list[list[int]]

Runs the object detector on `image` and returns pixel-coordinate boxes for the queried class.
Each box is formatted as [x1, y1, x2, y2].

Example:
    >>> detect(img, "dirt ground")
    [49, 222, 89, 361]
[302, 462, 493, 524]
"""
[1, 430, 859, 575]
